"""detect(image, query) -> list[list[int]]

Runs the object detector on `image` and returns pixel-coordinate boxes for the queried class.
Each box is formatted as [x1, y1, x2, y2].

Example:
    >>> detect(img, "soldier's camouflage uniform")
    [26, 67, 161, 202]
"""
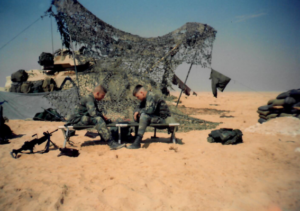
[134, 91, 172, 136]
[72, 93, 112, 141]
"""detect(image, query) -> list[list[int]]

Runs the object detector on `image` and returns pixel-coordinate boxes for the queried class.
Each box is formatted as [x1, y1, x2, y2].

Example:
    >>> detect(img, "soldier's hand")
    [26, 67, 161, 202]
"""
[102, 115, 108, 121]
[106, 119, 112, 124]
[134, 112, 139, 121]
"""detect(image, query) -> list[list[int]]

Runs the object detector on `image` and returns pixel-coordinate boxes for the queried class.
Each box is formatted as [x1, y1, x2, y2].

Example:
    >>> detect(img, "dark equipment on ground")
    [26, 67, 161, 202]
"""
[207, 128, 243, 145]
[57, 148, 79, 157]
[10, 129, 59, 159]
[33, 108, 66, 122]
[0, 103, 13, 144]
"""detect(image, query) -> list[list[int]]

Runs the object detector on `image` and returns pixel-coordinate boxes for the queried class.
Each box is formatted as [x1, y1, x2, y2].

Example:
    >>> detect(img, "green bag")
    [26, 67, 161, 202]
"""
[33, 108, 63, 121]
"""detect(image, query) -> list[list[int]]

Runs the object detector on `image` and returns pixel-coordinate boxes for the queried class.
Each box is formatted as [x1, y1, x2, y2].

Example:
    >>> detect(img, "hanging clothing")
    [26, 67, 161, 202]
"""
[172, 74, 191, 96]
[209, 69, 231, 98]
[172, 75, 179, 85]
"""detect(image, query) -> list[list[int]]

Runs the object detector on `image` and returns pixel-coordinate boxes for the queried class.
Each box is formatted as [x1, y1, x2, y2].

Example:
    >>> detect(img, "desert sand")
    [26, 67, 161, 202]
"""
[0, 92, 300, 211]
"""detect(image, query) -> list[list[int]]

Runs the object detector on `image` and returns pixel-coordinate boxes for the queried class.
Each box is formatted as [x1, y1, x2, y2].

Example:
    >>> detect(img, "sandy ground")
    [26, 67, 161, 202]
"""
[0, 92, 300, 211]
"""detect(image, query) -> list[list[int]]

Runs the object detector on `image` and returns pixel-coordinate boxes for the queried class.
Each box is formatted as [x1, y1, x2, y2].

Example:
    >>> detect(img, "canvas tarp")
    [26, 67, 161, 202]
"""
[0, 91, 53, 120]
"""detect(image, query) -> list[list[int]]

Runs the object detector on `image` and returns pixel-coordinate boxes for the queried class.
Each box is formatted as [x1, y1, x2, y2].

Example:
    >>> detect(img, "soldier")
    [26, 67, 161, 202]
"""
[127, 85, 173, 149]
[70, 85, 125, 150]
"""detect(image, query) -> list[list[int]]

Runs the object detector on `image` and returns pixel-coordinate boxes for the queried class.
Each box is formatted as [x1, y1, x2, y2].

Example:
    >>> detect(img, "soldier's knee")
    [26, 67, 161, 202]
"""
[92, 116, 105, 125]
[140, 113, 151, 120]
[81, 116, 90, 125]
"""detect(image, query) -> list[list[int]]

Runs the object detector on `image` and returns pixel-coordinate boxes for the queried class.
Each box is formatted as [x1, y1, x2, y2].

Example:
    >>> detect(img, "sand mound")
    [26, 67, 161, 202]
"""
[245, 117, 300, 137]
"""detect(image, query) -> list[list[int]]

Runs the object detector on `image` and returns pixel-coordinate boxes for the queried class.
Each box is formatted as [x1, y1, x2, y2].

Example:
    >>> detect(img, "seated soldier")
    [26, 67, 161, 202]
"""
[69, 85, 125, 150]
[0, 105, 4, 140]
[127, 85, 173, 149]
[0, 102, 13, 142]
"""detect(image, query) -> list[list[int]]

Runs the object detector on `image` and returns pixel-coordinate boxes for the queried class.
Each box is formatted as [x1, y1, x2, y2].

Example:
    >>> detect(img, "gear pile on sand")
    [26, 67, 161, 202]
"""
[257, 89, 300, 123]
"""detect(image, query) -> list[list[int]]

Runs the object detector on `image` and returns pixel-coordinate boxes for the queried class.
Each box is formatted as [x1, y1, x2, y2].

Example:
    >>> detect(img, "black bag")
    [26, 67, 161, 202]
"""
[58, 148, 79, 157]
[38, 52, 54, 66]
[11, 69, 28, 83]
[0, 105, 13, 142]
[0, 105, 4, 130]
[207, 128, 243, 145]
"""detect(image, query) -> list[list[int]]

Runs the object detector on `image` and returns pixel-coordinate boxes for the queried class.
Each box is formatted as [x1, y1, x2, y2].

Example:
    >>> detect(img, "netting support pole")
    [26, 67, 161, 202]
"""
[176, 62, 193, 107]
[50, 16, 54, 54]
[68, 33, 81, 100]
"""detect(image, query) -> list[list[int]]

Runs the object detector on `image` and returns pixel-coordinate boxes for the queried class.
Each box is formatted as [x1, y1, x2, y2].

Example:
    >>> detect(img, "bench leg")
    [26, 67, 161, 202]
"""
[134, 126, 138, 137]
[171, 127, 177, 144]
[118, 126, 121, 144]
[60, 128, 69, 148]
[151, 127, 158, 139]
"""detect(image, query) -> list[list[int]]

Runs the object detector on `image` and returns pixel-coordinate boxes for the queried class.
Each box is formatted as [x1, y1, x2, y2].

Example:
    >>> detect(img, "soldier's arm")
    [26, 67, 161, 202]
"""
[134, 100, 145, 114]
[140, 95, 157, 115]
[86, 101, 98, 117]
[133, 107, 141, 114]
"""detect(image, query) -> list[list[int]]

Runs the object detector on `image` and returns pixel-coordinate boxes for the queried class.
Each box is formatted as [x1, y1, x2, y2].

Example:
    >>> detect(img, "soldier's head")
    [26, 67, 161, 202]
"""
[93, 85, 107, 101]
[133, 85, 147, 101]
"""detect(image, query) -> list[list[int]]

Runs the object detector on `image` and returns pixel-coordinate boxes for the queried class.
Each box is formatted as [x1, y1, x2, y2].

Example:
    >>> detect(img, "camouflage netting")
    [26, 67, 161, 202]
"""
[45, 0, 220, 132]
[44, 87, 79, 117]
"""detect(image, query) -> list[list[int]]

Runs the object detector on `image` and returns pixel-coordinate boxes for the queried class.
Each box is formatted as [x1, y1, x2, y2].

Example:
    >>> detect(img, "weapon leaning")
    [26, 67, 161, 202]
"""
[10, 129, 59, 159]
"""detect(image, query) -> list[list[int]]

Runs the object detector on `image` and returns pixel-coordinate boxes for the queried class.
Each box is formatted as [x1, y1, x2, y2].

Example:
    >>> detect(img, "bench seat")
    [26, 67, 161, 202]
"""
[58, 122, 180, 147]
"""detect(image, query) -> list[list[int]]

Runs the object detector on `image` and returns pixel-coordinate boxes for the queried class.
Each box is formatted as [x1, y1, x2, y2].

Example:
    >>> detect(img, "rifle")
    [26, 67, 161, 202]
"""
[10, 129, 59, 159]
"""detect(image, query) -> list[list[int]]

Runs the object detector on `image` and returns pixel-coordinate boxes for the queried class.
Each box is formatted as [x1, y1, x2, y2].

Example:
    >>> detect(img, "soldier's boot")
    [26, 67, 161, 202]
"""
[108, 139, 126, 150]
[126, 135, 142, 149]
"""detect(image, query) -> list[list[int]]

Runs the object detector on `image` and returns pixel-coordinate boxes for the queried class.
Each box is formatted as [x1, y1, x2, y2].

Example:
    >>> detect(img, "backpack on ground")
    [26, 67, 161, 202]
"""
[207, 128, 243, 145]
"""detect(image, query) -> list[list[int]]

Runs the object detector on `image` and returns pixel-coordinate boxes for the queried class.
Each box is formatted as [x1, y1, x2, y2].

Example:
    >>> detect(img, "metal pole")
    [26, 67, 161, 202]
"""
[50, 17, 54, 54]
[176, 62, 194, 107]
[176, 50, 198, 107]
[68, 33, 81, 100]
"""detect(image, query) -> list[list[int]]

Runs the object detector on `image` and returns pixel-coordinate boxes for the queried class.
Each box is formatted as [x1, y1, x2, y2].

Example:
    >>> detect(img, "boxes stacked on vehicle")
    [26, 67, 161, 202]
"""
[257, 89, 300, 123]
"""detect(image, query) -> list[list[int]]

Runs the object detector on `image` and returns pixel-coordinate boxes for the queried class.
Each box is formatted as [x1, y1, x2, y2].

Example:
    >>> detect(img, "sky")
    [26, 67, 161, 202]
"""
[0, 0, 299, 92]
